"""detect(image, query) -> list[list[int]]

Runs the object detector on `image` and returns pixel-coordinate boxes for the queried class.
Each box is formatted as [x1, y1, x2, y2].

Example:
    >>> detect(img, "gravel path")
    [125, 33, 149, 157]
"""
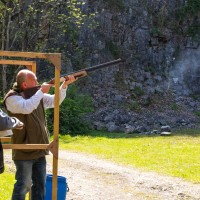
[4, 150, 200, 200]
[47, 151, 200, 200]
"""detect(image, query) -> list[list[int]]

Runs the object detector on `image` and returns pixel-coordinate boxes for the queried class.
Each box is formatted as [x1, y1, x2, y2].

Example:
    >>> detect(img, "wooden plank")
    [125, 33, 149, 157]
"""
[0, 137, 11, 142]
[0, 51, 61, 70]
[0, 50, 60, 59]
[52, 65, 60, 200]
[0, 60, 36, 66]
[2, 144, 49, 149]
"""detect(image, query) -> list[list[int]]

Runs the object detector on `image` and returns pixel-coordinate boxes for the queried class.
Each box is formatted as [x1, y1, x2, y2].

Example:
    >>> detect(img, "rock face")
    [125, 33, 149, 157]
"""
[75, 0, 200, 133]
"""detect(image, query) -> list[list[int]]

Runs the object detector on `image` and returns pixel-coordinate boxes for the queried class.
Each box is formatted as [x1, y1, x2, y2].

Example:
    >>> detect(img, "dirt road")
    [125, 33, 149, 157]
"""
[4, 150, 200, 200]
[47, 151, 200, 200]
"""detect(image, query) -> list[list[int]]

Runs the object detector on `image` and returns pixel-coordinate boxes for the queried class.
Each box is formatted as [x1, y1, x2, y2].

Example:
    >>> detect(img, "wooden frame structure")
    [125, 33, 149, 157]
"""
[0, 50, 61, 200]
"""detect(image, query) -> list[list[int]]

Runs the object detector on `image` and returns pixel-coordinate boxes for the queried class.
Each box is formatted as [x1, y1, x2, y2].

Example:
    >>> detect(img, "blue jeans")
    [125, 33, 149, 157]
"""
[12, 156, 46, 200]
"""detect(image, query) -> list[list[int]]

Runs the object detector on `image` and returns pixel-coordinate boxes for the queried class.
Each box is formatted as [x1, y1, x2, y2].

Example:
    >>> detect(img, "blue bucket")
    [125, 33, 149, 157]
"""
[44, 174, 69, 200]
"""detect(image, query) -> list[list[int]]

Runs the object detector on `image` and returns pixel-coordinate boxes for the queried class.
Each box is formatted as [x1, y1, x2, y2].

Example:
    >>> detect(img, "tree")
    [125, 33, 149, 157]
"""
[0, 0, 96, 94]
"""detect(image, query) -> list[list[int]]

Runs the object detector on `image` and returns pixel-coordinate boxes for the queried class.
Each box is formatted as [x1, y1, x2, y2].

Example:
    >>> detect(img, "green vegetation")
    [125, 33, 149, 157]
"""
[1, 129, 199, 199]
[176, 0, 200, 19]
[102, 0, 125, 11]
[144, 65, 157, 75]
[133, 86, 144, 97]
[170, 103, 179, 111]
[0, 0, 97, 93]
[58, 129, 200, 183]
[0, 168, 29, 200]
[150, 27, 165, 38]
[46, 84, 94, 135]
[128, 100, 141, 111]
[0, 169, 14, 198]
[194, 111, 200, 117]
[176, 0, 200, 38]
[105, 41, 120, 58]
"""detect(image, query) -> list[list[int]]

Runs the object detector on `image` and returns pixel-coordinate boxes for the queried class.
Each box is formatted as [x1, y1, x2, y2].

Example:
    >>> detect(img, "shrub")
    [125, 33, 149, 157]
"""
[46, 84, 94, 135]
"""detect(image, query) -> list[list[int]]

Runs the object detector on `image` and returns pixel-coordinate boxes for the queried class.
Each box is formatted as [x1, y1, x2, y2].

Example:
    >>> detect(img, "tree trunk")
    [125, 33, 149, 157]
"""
[1, 11, 11, 94]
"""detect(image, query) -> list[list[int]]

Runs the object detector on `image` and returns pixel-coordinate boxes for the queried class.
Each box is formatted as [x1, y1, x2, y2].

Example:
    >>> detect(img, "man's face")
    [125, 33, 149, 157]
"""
[24, 73, 38, 89]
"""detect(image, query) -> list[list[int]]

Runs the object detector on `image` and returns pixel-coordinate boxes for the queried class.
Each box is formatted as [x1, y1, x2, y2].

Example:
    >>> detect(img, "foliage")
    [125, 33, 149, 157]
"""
[0, 0, 95, 50]
[176, 0, 200, 19]
[0, 0, 97, 92]
[150, 27, 165, 37]
[102, 0, 125, 11]
[128, 100, 141, 111]
[105, 40, 120, 59]
[46, 84, 94, 135]
[194, 111, 200, 117]
[59, 129, 200, 183]
[170, 103, 179, 111]
[133, 86, 144, 97]
[176, 0, 200, 38]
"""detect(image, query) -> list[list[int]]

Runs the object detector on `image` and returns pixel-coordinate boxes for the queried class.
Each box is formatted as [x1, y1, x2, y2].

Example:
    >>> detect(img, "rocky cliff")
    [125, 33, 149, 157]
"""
[71, 0, 200, 133]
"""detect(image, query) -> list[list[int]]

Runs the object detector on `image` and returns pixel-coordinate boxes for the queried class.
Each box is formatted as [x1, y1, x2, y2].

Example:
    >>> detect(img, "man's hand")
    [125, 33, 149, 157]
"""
[61, 75, 76, 89]
[40, 83, 53, 93]
[14, 121, 24, 130]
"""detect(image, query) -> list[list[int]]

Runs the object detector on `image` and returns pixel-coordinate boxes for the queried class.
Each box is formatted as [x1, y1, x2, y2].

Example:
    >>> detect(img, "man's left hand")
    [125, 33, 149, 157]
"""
[61, 75, 76, 89]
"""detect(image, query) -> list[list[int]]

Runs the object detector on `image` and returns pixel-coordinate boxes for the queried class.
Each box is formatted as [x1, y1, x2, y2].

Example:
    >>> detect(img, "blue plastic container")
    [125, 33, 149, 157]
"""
[44, 174, 68, 200]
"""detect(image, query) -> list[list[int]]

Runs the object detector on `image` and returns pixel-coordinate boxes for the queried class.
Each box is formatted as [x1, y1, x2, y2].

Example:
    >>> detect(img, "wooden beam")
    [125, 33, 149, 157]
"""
[1, 141, 57, 156]
[0, 137, 11, 142]
[0, 60, 36, 66]
[52, 63, 60, 200]
[2, 144, 49, 149]
[0, 51, 61, 70]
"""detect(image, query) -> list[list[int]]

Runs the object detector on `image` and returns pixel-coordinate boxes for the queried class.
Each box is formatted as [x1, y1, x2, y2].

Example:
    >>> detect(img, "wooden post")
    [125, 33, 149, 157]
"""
[52, 66, 60, 200]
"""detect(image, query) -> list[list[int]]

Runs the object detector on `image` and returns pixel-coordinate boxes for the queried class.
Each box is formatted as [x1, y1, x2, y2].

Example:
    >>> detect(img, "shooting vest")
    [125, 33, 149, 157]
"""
[4, 90, 50, 160]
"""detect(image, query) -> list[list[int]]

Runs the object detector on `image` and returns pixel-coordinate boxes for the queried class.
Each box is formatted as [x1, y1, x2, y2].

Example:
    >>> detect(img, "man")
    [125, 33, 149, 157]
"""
[0, 109, 23, 174]
[4, 69, 76, 200]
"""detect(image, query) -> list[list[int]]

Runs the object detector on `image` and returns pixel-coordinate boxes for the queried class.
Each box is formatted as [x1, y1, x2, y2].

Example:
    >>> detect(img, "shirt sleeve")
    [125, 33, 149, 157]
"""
[43, 87, 67, 109]
[0, 109, 19, 130]
[5, 90, 44, 114]
[5, 87, 68, 114]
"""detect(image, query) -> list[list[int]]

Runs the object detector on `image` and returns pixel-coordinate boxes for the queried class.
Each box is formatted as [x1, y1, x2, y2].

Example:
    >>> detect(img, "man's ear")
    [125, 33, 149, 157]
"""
[21, 82, 27, 90]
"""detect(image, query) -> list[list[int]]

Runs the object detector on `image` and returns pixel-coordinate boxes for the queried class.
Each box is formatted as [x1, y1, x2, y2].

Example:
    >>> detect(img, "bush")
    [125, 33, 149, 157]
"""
[46, 84, 94, 135]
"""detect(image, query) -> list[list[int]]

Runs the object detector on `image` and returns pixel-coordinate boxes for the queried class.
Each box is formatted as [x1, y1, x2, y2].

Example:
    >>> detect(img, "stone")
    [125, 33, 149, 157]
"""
[160, 132, 172, 136]
[161, 125, 171, 132]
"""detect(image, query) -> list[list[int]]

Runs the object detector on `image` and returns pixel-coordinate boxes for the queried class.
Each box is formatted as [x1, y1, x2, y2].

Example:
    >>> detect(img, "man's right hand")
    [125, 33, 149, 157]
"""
[15, 121, 24, 130]
[40, 83, 53, 93]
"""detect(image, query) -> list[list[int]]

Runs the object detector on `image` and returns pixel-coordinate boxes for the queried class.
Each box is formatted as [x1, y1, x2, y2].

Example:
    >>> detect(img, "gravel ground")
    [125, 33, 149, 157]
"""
[4, 150, 200, 200]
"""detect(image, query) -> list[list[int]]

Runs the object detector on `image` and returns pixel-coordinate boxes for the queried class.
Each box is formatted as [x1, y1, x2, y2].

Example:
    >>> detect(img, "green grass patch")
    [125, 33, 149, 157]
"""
[0, 168, 29, 200]
[1, 129, 199, 199]
[0, 168, 15, 199]
[59, 129, 200, 183]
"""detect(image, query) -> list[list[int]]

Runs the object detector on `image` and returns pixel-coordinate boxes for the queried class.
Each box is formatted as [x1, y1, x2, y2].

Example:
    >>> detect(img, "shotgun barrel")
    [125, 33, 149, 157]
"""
[47, 58, 123, 84]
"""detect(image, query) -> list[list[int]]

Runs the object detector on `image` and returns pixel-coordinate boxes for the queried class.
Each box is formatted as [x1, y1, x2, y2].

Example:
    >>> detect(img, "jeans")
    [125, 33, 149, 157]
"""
[12, 156, 46, 200]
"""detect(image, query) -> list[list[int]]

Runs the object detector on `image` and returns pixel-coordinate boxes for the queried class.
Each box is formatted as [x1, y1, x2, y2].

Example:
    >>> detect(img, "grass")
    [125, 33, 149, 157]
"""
[0, 168, 15, 199]
[59, 129, 200, 183]
[0, 129, 199, 199]
[0, 168, 29, 200]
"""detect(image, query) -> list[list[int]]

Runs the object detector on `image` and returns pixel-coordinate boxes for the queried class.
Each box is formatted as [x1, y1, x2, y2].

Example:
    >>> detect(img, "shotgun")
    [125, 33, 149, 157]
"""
[47, 58, 123, 84]
[23, 58, 123, 99]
